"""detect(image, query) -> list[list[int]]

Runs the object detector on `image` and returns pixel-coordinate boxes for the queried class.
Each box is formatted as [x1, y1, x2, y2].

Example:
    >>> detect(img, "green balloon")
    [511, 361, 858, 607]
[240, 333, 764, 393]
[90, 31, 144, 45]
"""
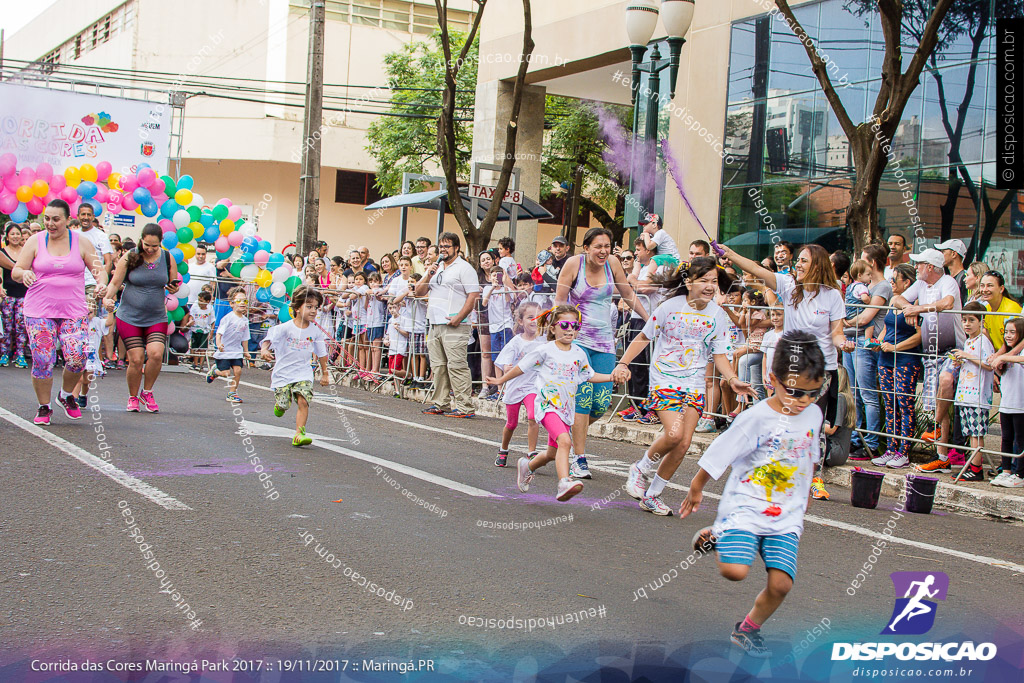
[230, 261, 243, 278]
[175, 227, 191, 244]
[177, 261, 189, 275]
[212, 204, 229, 221]
[171, 306, 185, 322]
[284, 275, 302, 294]
[186, 205, 202, 222]
[161, 175, 176, 195]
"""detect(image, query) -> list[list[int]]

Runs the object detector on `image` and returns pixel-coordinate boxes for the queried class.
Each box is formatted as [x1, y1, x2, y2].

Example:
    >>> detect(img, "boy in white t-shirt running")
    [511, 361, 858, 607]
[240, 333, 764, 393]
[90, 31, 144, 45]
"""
[260, 286, 329, 447]
[680, 331, 825, 658]
[207, 287, 251, 403]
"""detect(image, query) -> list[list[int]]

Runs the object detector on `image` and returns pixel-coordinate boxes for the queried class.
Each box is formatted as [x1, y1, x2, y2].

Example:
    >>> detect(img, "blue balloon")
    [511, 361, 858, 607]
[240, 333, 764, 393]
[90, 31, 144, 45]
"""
[162, 232, 178, 249]
[199, 212, 214, 228]
[178, 296, 189, 307]
[141, 201, 158, 217]
[203, 226, 220, 243]
[267, 253, 285, 270]
[170, 247, 184, 263]
[10, 203, 28, 222]
[239, 250, 253, 264]
[137, 163, 151, 171]
[177, 175, 194, 190]
[132, 187, 151, 203]
[218, 246, 234, 259]
[240, 236, 258, 254]
[160, 199, 180, 219]
[255, 287, 272, 303]
[278, 305, 292, 322]
[77, 181, 97, 198]
[181, 272, 191, 283]
[258, 240, 272, 253]
[86, 199, 103, 217]
[269, 295, 287, 308]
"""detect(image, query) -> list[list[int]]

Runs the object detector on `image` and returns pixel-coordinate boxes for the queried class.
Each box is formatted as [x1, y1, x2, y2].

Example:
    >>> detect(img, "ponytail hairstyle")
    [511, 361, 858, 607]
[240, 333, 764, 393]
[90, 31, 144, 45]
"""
[745, 288, 766, 308]
[537, 304, 582, 341]
[513, 300, 543, 334]
[653, 255, 733, 299]
[290, 284, 324, 314]
[125, 223, 171, 282]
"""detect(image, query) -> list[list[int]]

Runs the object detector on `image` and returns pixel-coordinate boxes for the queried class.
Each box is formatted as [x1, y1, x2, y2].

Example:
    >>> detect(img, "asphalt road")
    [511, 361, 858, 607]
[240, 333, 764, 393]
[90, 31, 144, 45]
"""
[0, 366, 1021, 682]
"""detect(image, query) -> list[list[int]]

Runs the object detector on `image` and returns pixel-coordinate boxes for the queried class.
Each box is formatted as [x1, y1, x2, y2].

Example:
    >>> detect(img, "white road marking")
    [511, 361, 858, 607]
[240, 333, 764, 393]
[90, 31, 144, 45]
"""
[233, 378, 1024, 573]
[238, 420, 350, 442]
[0, 407, 191, 511]
[242, 420, 499, 499]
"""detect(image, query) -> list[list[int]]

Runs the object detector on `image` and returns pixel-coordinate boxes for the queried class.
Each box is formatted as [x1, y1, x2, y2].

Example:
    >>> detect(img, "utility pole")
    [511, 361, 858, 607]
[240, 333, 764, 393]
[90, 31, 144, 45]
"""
[296, 0, 325, 256]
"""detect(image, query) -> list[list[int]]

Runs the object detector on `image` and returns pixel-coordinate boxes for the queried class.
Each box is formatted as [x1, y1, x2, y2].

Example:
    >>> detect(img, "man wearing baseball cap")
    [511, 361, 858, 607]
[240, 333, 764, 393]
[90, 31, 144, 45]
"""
[934, 238, 968, 305]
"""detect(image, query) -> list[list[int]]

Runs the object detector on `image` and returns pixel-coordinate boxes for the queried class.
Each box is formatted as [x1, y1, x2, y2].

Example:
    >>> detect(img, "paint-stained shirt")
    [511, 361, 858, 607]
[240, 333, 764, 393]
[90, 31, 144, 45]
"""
[699, 400, 821, 537]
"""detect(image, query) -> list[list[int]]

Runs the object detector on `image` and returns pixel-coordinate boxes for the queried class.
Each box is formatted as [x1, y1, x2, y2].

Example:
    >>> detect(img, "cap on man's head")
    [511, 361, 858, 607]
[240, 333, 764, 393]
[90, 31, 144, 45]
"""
[934, 239, 967, 258]
[551, 235, 568, 246]
[909, 249, 944, 269]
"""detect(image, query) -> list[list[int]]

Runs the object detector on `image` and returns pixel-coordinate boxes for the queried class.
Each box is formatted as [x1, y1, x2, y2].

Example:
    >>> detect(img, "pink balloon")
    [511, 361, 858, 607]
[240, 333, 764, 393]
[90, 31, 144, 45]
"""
[217, 198, 232, 207]
[0, 153, 16, 177]
[150, 178, 165, 195]
[49, 175, 66, 193]
[44, 191, 58, 204]
[107, 189, 122, 205]
[227, 205, 243, 222]
[121, 194, 138, 211]
[60, 187, 78, 203]
[121, 175, 138, 193]
[26, 196, 44, 214]
[227, 231, 244, 247]
[137, 168, 156, 187]
[158, 218, 174, 233]
[253, 250, 270, 267]
[152, 192, 168, 205]
[96, 161, 112, 182]
[165, 296, 178, 312]
[35, 162, 53, 182]
[94, 186, 109, 203]
[0, 193, 17, 213]
[3, 174, 19, 193]
[215, 236, 229, 252]
[19, 168, 36, 186]
[167, 321, 176, 335]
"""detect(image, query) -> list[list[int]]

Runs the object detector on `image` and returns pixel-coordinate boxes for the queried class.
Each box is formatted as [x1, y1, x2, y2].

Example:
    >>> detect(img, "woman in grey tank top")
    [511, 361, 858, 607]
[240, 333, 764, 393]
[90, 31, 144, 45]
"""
[103, 223, 180, 413]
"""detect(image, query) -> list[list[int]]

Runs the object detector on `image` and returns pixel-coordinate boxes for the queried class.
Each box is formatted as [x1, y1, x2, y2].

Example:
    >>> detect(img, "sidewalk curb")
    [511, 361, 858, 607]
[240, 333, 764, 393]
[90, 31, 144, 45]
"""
[337, 375, 1024, 522]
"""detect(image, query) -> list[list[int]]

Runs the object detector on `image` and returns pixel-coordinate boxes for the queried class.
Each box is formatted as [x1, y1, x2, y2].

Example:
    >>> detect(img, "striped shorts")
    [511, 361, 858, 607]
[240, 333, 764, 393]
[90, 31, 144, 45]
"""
[716, 529, 800, 581]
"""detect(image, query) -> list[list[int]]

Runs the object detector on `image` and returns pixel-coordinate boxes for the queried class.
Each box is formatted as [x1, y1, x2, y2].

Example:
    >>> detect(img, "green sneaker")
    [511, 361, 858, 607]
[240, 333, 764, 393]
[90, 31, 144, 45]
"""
[274, 405, 286, 418]
[292, 427, 313, 447]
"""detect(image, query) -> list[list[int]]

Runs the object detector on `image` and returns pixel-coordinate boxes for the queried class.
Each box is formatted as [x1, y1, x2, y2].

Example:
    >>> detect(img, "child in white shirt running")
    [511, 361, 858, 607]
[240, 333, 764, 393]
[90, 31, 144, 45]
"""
[207, 287, 251, 403]
[492, 301, 544, 467]
[487, 305, 619, 502]
[680, 331, 825, 658]
[73, 299, 115, 406]
[260, 286, 329, 447]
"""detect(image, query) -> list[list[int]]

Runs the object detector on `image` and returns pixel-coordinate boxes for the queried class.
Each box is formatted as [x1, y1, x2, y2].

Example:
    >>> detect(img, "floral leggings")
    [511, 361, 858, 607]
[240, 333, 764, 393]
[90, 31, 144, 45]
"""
[0, 296, 28, 358]
[24, 316, 89, 380]
[879, 362, 921, 457]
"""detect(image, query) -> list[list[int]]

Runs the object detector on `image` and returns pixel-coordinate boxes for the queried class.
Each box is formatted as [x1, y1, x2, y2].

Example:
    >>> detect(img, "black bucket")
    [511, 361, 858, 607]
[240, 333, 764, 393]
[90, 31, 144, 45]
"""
[850, 469, 885, 509]
[906, 474, 938, 514]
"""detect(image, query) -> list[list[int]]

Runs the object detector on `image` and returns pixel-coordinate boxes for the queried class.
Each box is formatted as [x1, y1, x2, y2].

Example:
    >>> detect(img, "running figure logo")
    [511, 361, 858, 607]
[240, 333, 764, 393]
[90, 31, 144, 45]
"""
[881, 571, 949, 635]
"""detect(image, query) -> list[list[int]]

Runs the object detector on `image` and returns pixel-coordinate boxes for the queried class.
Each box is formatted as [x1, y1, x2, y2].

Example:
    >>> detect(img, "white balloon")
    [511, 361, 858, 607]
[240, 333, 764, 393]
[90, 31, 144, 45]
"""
[176, 283, 190, 299]
[271, 265, 290, 283]
[173, 209, 190, 229]
[240, 263, 259, 282]
[190, 193, 204, 208]
[240, 224, 257, 238]
[270, 282, 287, 298]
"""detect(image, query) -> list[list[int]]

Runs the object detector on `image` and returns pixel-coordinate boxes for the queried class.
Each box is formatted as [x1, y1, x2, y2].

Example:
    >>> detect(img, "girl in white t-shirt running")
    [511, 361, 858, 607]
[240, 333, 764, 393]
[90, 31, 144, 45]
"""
[487, 305, 618, 502]
[492, 301, 544, 467]
[613, 257, 756, 515]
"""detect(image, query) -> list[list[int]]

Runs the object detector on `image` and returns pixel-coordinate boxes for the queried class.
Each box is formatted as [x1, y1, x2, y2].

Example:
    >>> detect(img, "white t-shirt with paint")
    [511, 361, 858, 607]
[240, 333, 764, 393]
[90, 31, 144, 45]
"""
[188, 303, 216, 333]
[495, 334, 545, 405]
[263, 320, 327, 388]
[774, 274, 846, 371]
[699, 400, 822, 538]
[954, 334, 994, 408]
[642, 298, 732, 394]
[517, 341, 595, 425]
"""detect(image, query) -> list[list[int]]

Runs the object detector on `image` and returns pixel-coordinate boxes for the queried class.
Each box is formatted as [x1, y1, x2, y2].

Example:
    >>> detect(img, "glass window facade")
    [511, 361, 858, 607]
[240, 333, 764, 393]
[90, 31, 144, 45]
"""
[721, 0, 1020, 291]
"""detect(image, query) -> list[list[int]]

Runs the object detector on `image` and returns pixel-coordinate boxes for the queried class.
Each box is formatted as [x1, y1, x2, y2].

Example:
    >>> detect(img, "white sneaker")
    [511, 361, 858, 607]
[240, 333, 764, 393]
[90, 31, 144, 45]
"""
[516, 457, 534, 492]
[885, 453, 910, 469]
[990, 472, 1011, 487]
[695, 417, 716, 433]
[556, 477, 584, 502]
[569, 454, 592, 479]
[1004, 474, 1024, 488]
[639, 494, 673, 515]
[625, 462, 652, 500]
[871, 450, 896, 467]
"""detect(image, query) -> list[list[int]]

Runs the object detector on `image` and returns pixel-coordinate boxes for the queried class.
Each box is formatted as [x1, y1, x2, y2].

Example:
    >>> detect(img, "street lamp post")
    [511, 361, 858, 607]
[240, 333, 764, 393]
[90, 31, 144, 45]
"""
[625, 0, 694, 224]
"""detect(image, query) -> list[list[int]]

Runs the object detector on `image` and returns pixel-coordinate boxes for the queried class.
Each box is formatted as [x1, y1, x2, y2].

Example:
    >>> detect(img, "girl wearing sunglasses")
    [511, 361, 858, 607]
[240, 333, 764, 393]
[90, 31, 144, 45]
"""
[487, 305, 619, 502]
[612, 257, 756, 515]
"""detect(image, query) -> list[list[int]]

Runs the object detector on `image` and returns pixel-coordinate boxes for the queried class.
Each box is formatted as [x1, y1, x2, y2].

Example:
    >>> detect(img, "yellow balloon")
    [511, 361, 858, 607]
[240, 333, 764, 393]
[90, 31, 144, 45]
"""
[64, 166, 81, 188]
[179, 242, 196, 261]
[219, 219, 235, 235]
[174, 189, 193, 205]
[80, 163, 98, 182]
[107, 172, 122, 190]
[135, 206, 144, 215]
[190, 222, 204, 239]
[255, 269, 273, 288]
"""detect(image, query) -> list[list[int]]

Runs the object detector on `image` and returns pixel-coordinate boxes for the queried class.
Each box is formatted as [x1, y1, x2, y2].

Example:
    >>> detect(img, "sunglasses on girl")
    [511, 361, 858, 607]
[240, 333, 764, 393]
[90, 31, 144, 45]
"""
[556, 320, 581, 331]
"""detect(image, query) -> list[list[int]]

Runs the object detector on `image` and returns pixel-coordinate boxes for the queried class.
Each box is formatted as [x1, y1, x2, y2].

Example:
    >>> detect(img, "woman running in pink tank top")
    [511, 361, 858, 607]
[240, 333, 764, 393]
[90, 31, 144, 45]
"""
[12, 199, 107, 425]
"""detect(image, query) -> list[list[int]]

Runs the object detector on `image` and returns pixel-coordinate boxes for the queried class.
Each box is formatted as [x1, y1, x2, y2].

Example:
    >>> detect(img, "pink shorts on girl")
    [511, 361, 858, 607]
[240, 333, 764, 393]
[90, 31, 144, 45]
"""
[504, 393, 537, 431]
[540, 412, 571, 449]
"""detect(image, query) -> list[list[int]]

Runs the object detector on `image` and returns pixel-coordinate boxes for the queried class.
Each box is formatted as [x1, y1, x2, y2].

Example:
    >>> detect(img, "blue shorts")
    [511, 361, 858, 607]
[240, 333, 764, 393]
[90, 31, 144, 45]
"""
[490, 328, 514, 361]
[215, 358, 243, 371]
[716, 530, 800, 581]
[367, 326, 385, 342]
[574, 344, 615, 418]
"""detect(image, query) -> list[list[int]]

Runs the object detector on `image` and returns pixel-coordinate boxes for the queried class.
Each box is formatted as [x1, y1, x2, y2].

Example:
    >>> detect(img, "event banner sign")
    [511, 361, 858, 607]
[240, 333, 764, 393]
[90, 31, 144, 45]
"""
[0, 82, 170, 175]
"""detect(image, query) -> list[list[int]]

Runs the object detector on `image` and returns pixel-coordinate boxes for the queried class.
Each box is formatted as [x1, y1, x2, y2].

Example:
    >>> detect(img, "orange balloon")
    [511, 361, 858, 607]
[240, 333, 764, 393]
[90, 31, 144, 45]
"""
[16, 186, 33, 203]
[32, 180, 49, 197]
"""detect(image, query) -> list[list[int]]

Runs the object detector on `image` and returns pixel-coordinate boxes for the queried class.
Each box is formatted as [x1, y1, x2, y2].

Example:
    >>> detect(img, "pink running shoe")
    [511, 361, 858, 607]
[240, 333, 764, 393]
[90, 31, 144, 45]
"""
[58, 394, 83, 420]
[127, 396, 141, 412]
[139, 390, 159, 413]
